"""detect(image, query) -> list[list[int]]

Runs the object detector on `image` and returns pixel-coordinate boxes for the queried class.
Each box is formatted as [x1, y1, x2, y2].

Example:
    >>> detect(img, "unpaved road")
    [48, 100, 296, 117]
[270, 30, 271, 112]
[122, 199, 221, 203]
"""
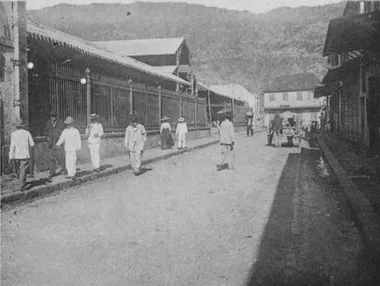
[1, 133, 375, 286]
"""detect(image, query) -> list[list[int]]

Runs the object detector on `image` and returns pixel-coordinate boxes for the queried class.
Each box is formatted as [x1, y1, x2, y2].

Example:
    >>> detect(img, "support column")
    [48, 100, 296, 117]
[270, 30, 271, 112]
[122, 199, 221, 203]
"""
[207, 89, 212, 124]
[85, 68, 91, 121]
[110, 87, 114, 126]
[194, 98, 197, 127]
[129, 79, 133, 115]
[232, 98, 235, 124]
[13, 1, 20, 122]
[158, 85, 162, 126]
[179, 92, 182, 117]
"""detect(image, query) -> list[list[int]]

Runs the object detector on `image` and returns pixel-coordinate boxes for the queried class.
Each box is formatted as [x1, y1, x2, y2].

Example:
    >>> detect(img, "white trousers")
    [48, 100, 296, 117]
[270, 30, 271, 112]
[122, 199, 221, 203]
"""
[88, 143, 101, 169]
[130, 151, 142, 172]
[65, 151, 77, 177]
[177, 134, 186, 148]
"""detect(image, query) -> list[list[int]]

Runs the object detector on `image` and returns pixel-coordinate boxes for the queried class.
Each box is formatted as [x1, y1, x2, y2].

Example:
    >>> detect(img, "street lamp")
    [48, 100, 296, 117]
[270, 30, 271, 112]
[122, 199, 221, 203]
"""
[27, 62, 34, 69]
[80, 78, 86, 85]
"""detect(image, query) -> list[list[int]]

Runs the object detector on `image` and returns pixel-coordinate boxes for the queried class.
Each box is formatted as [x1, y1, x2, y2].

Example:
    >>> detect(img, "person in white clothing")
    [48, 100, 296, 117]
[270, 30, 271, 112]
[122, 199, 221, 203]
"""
[175, 117, 188, 149]
[9, 119, 35, 191]
[85, 113, 104, 173]
[56, 116, 81, 179]
[125, 114, 147, 176]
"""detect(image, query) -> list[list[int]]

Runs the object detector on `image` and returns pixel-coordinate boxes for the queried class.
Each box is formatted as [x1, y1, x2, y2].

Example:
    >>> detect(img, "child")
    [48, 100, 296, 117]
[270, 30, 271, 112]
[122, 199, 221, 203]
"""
[56, 116, 81, 179]
[175, 117, 188, 149]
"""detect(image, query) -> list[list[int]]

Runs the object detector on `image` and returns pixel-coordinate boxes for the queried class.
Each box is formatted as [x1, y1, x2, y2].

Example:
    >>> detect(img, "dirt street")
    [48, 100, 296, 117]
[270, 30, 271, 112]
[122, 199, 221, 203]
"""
[1, 133, 376, 286]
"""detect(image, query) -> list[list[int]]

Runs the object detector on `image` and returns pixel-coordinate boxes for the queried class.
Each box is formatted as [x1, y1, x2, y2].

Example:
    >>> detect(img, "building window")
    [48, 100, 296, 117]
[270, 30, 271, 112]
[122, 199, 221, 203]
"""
[283, 92, 288, 101]
[375, 1, 380, 12]
[296, 91, 302, 100]
[269, 93, 275, 101]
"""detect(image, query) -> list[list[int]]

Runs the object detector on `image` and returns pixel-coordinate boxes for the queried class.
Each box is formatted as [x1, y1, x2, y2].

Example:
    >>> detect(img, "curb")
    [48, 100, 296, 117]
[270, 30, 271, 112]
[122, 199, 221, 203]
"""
[317, 137, 380, 254]
[1, 139, 220, 206]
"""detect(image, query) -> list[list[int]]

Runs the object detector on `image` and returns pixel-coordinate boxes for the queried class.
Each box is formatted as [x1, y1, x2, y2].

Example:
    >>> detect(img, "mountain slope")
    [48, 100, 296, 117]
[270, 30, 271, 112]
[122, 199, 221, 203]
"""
[28, 1, 346, 93]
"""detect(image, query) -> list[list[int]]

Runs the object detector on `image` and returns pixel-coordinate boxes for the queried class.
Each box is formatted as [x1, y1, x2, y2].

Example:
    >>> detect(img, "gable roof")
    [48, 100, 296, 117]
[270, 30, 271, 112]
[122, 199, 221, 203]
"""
[151, 65, 178, 74]
[94, 37, 186, 56]
[263, 73, 321, 93]
[27, 21, 190, 86]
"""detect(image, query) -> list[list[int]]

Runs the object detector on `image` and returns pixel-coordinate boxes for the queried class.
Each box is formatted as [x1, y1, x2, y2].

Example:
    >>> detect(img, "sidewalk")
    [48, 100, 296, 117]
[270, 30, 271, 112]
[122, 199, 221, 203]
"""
[1, 130, 265, 206]
[0, 135, 220, 205]
[317, 131, 380, 255]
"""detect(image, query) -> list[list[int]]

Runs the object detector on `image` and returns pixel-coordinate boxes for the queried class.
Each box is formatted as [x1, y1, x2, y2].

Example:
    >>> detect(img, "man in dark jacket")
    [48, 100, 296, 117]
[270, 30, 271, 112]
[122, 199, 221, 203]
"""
[44, 111, 66, 181]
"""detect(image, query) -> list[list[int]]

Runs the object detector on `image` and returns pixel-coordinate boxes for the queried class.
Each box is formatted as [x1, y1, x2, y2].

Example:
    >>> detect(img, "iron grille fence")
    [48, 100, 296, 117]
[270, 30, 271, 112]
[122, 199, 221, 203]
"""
[28, 64, 208, 136]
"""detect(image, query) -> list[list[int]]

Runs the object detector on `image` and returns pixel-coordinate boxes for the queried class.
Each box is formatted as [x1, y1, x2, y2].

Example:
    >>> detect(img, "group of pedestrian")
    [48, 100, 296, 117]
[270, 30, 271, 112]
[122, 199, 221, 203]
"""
[160, 116, 188, 150]
[9, 112, 191, 190]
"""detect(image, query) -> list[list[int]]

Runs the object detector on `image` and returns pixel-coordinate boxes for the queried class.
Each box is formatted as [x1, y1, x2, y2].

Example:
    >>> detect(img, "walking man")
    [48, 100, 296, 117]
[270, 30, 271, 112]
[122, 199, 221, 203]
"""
[246, 113, 254, 137]
[272, 113, 283, 148]
[125, 114, 147, 176]
[175, 117, 188, 149]
[216, 113, 235, 171]
[44, 111, 66, 182]
[85, 113, 104, 173]
[56, 116, 81, 179]
[9, 119, 35, 191]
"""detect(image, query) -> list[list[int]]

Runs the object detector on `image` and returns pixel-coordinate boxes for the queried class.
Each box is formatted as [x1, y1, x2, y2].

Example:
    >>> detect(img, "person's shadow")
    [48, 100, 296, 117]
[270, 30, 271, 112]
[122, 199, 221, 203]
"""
[135, 167, 153, 176]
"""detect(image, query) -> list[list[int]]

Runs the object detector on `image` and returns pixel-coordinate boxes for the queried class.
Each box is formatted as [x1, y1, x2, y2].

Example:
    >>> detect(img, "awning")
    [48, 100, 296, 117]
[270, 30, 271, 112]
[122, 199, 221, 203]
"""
[322, 58, 360, 84]
[314, 82, 341, 98]
[323, 11, 380, 57]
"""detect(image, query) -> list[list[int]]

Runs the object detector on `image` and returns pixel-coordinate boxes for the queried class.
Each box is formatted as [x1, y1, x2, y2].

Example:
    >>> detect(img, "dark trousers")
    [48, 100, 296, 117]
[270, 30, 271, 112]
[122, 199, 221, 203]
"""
[15, 159, 29, 187]
[247, 125, 254, 137]
[49, 146, 66, 177]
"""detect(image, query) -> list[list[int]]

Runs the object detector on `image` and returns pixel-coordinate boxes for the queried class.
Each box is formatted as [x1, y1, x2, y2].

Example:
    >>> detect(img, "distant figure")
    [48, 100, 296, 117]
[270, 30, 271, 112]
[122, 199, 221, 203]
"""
[246, 114, 254, 137]
[125, 115, 147, 176]
[176, 117, 188, 149]
[216, 114, 235, 171]
[85, 113, 104, 173]
[160, 116, 174, 150]
[43, 111, 65, 182]
[9, 119, 35, 191]
[272, 113, 283, 148]
[267, 120, 274, 146]
[56, 116, 81, 180]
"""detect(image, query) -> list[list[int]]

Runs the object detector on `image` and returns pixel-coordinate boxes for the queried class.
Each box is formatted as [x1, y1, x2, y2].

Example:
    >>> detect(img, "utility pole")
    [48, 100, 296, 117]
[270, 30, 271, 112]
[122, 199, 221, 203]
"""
[13, 1, 21, 122]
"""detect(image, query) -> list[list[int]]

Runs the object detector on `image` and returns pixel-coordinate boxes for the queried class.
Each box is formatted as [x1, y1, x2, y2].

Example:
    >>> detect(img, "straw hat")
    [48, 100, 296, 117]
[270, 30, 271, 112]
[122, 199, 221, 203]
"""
[246, 111, 253, 117]
[64, 116, 75, 124]
[161, 116, 170, 122]
[89, 113, 99, 120]
[14, 119, 27, 128]
[178, 117, 185, 122]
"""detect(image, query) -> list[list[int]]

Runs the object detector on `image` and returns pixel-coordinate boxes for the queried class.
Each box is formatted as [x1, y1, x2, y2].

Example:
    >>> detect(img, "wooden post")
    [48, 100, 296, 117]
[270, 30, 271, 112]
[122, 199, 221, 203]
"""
[194, 98, 197, 127]
[232, 98, 235, 124]
[158, 85, 162, 126]
[207, 89, 212, 124]
[110, 87, 114, 126]
[129, 79, 133, 115]
[85, 68, 91, 120]
[179, 92, 182, 117]
[13, 1, 20, 122]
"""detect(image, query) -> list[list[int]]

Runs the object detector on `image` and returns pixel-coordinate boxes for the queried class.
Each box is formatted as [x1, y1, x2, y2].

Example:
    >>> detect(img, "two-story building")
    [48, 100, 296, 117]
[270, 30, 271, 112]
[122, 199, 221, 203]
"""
[263, 73, 324, 127]
[94, 37, 196, 96]
[319, 1, 380, 148]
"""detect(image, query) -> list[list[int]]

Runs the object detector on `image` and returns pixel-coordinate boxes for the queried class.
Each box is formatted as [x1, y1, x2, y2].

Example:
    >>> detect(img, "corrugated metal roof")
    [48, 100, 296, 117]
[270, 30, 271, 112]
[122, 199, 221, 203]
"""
[94, 37, 185, 56]
[27, 21, 190, 86]
[210, 84, 256, 106]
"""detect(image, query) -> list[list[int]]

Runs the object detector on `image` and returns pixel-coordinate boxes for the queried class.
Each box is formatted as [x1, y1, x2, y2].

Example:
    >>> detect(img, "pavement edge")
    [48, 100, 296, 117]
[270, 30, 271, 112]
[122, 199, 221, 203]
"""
[317, 136, 380, 255]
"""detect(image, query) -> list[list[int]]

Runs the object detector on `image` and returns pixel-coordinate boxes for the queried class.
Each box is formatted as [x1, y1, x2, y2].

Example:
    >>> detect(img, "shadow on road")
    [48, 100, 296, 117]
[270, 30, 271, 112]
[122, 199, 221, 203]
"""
[245, 150, 379, 286]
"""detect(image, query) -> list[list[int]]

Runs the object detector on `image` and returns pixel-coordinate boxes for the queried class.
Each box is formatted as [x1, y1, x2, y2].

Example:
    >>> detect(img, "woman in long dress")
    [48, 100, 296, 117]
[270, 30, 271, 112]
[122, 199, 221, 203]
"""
[160, 116, 174, 150]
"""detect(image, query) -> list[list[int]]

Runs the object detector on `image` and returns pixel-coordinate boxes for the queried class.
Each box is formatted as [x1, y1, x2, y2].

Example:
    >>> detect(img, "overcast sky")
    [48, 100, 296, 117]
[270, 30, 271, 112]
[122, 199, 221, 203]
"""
[26, 0, 343, 13]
